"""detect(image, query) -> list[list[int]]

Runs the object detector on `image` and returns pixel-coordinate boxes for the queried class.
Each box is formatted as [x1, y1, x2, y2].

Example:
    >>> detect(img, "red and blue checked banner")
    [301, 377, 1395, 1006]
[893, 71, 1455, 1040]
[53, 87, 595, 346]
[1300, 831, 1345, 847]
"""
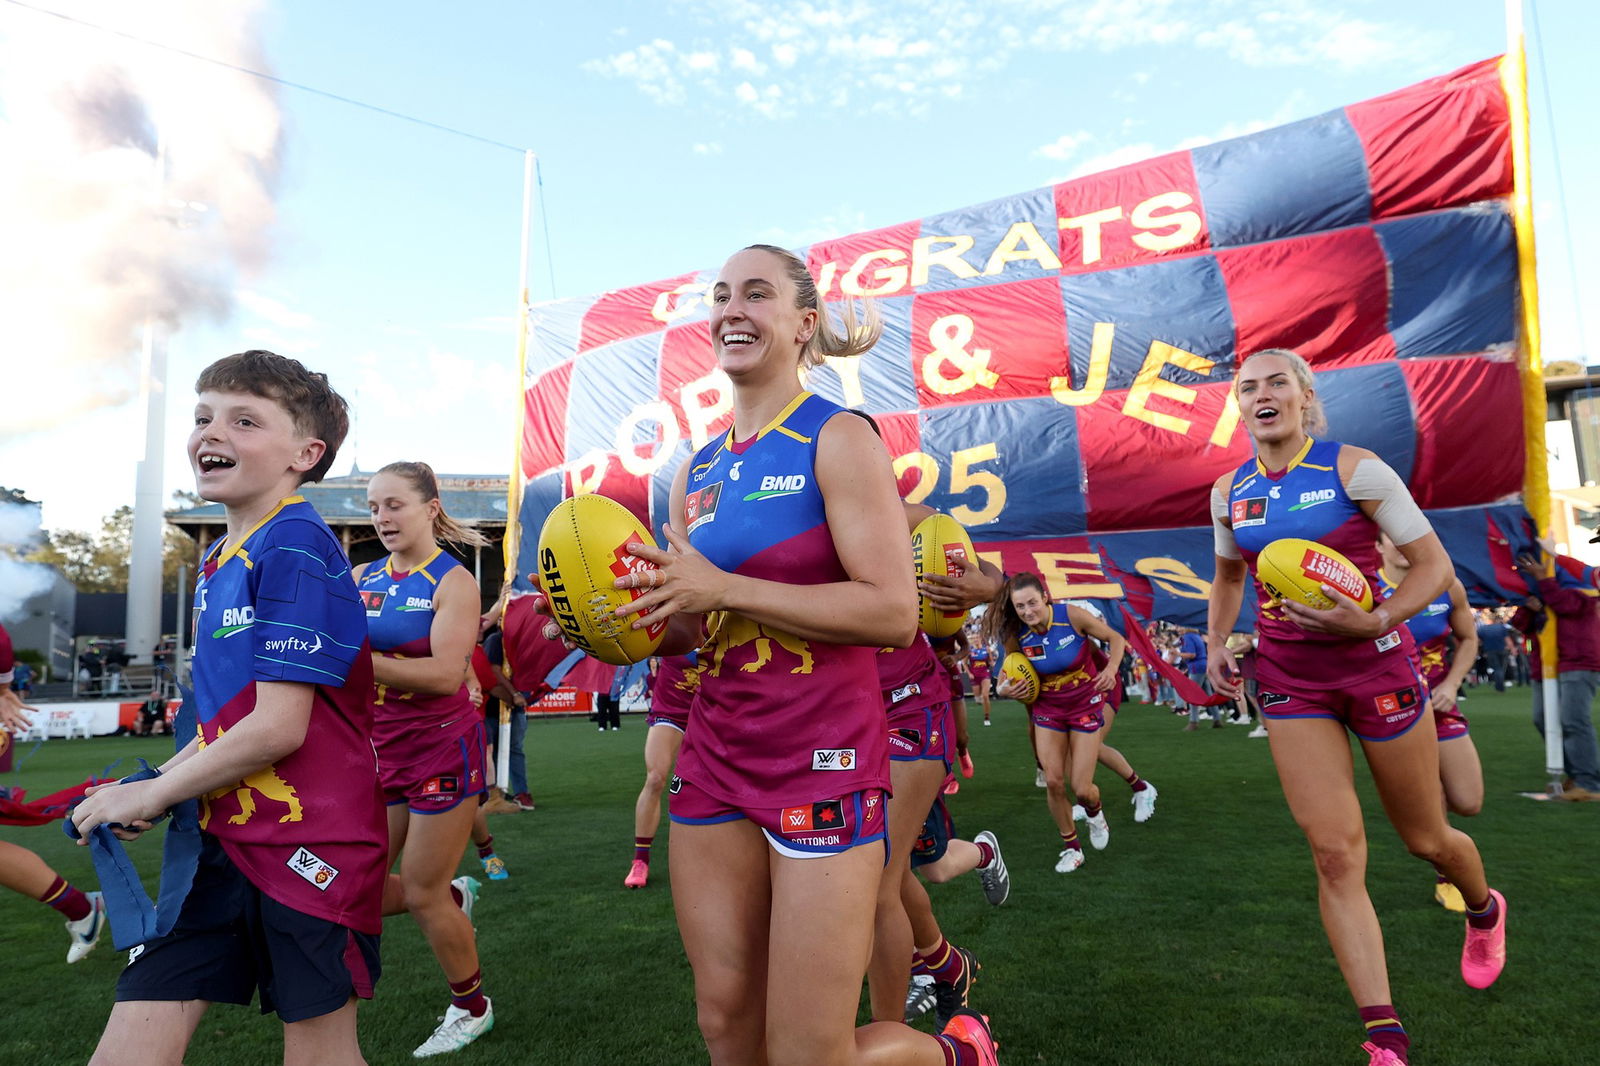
[512, 57, 1536, 627]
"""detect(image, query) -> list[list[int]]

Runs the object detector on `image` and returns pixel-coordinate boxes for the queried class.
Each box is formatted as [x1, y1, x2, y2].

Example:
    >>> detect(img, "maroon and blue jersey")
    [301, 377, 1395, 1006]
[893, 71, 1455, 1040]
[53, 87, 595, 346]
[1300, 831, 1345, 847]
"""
[1228, 438, 1414, 692]
[357, 548, 480, 757]
[190, 496, 385, 934]
[1379, 570, 1453, 688]
[1020, 602, 1094, 694]
[968, 643, 992, 680]
[675, 391, 890, 807]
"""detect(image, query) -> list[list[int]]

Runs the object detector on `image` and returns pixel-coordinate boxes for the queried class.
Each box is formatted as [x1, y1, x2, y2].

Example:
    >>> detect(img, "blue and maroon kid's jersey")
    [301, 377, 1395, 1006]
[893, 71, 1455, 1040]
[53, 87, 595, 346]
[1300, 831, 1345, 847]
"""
[675, 391, 889, 807]
[1227, 439, 1415, 691]
[190, 496, 385, 933]
[1019, 601, 1094, 692]
[356, 547, 480, 752]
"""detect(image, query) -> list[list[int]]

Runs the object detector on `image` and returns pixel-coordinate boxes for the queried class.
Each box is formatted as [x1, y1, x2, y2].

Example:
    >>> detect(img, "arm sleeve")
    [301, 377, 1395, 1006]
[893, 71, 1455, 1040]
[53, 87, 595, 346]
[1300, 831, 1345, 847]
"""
[1344, 458, 1433, 545]
[1211, 487, 1240, 560]
[250, 519, 367, 685]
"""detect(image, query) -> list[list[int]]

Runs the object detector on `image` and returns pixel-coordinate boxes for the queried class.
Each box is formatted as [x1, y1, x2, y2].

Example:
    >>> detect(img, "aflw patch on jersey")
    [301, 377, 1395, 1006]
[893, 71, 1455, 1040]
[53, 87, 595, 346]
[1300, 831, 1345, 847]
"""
[286, 847, 340, 891]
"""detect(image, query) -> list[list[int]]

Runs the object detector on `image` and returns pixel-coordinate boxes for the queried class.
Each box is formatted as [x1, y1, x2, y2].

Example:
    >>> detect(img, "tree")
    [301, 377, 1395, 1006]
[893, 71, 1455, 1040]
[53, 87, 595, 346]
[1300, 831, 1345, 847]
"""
[26, 501, 198, 594]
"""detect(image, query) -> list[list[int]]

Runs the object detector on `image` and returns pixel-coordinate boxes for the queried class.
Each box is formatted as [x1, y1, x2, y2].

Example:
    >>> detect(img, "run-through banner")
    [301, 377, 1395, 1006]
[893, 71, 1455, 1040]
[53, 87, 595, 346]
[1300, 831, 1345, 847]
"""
[511, 58, 1534, 627]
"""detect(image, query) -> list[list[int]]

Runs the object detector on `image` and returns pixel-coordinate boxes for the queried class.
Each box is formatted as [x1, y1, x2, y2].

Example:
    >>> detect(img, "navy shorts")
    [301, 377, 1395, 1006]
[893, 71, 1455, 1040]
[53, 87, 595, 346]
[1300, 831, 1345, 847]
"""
[116, 835, 381, 1023]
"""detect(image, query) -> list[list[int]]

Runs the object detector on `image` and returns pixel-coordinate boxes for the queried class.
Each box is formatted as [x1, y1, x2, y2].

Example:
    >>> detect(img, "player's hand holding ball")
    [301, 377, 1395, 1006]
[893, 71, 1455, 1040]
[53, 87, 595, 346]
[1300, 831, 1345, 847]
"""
[616, 523, 732, 624]
[1282, 583, 1384, 639]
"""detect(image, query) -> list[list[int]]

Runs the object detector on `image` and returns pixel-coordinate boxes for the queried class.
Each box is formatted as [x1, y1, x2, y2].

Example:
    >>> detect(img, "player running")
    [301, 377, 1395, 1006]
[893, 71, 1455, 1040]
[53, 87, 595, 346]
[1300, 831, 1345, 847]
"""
[624, 652, 701, 888]
[357, 461, 495, 1058]
[1377, 533, 1483, 911]
[601, 244, 998, 1065]
[1206, 348, 1505, 1066]
[984, 574, 1125, 873]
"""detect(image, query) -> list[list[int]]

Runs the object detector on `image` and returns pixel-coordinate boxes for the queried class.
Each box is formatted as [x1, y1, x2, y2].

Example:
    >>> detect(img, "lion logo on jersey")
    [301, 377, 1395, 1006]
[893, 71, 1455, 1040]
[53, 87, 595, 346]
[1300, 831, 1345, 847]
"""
[198, 725, 303, 827]
[704, 612, 814, 676]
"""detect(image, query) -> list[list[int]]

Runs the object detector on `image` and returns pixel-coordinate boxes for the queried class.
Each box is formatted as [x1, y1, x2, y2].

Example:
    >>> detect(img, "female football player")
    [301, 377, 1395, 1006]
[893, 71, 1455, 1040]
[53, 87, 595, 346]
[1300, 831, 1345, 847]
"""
[1205, 348, 1504, 1066]
[355, 462, 495, 1058]
[1377, 532, 1483, 910]
[984, 573, 1125, 873]
[604, 245, 997, 1065]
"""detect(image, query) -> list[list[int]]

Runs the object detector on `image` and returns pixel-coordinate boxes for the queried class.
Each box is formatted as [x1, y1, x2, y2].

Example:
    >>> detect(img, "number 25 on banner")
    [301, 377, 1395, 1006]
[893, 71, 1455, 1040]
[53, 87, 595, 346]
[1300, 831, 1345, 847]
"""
[894, 443, 1007, 527]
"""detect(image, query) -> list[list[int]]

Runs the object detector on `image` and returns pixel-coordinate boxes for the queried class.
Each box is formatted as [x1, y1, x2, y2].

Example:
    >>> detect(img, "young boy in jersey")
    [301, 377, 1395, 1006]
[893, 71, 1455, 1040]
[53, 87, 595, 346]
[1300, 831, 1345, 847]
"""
[70, 350, 385, 1066]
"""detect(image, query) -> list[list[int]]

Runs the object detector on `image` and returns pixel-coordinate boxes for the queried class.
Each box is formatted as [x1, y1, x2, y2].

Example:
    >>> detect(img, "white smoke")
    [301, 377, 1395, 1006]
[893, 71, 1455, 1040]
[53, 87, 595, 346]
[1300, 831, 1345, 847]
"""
[0, 500, 52, 622]
[0, 0, 282, 433]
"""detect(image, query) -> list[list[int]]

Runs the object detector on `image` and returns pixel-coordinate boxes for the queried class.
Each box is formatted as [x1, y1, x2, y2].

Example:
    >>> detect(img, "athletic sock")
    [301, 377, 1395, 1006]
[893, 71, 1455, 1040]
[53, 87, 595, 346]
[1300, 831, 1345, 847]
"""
[1465, 891, 1501, 930]
[475, 835, 495, 859]
[1083, 800, 1103, 819]
[911, 952, 931, 978]
[1060, 829, 1082, 852]
[39, 876, 90, 921]
[1435, 873, 1450, 886]
[449, 969, 490, 1017]
[937, 1033, 978, 1066]
[1358, 1004, 1409, 1062]
[1124, 771, 1147, 792]
[974, 838, 997, 869]
[633, 835, 653, 864]
[919, 937, 966, 986]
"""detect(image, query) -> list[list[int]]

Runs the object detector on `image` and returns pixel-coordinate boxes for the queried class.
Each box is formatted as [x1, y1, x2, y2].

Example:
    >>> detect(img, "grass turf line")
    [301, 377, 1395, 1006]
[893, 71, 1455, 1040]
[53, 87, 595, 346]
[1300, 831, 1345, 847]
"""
[1, 687, 1596, 1064]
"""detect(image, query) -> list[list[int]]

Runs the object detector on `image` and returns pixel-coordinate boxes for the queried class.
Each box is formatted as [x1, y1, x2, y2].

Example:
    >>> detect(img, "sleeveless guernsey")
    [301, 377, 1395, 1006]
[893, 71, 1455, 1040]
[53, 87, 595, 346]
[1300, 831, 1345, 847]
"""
[676, 391, 890, 807]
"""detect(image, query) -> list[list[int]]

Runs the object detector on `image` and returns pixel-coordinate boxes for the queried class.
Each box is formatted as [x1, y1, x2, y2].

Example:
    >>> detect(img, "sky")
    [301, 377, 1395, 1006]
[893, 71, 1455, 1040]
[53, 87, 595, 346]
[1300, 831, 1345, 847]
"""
[0, 0, 1595, 535]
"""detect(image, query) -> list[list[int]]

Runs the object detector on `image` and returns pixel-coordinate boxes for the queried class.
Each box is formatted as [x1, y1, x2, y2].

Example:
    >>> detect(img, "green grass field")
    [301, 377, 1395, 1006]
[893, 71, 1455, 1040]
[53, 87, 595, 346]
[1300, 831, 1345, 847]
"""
[2, 687, 1596, 1065]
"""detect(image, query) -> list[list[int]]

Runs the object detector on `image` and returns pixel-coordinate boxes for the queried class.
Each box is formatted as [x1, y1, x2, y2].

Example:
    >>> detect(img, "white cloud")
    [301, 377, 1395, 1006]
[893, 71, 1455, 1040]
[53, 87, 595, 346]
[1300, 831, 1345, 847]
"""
[1035, 130, 1093, 161]
[692, 141, 724, 155]
[582, 0, 1446, 118]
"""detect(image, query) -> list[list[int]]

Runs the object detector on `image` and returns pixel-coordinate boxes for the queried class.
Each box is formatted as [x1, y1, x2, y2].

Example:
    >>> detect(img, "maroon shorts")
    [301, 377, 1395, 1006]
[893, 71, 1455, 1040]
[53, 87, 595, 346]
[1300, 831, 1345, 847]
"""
[1435, 700, 1470, 741]
[667, 774, 887, 859]
[970, 662, 991, 682]
[887, 699, 953, 763]
[379, 720, 488, 813]
[1258, 655, 1428, 742]
[1031, 685, 1107, 734]
[646, 707, 689, 732]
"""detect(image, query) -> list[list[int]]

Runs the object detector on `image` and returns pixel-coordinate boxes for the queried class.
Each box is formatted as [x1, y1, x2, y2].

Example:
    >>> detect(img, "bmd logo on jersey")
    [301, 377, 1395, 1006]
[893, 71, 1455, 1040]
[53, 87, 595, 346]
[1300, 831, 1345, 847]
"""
[396, 596, 433, 612]
[1291, 488, 1338, 511]
[745, 474, 807, 501]
[812, 748, 856, 770]
[212, 606, 255, 638]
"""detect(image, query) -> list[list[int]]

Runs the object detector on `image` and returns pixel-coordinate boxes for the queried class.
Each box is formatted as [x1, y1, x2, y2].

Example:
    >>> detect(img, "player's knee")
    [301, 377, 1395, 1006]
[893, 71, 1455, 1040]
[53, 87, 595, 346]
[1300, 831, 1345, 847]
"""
[1399, 829, 1452, 865]
[694, 995, 759, 1056]
[1307, 838, 1363, 885]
